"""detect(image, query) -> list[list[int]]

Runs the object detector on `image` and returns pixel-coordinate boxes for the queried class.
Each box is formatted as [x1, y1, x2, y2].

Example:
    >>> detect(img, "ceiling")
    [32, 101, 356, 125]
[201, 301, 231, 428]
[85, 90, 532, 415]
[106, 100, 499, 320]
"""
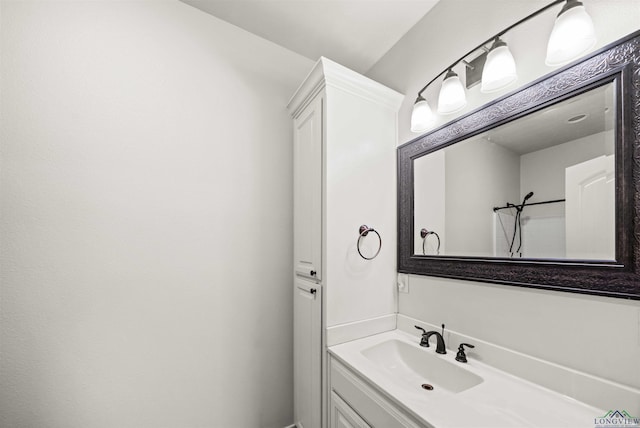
[179, 0, 440, 74]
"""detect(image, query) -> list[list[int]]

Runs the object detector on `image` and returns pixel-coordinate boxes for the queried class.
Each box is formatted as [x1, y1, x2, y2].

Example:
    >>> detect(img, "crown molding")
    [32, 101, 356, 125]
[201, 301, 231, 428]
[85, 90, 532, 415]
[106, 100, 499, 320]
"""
[287, 57, 403, 118]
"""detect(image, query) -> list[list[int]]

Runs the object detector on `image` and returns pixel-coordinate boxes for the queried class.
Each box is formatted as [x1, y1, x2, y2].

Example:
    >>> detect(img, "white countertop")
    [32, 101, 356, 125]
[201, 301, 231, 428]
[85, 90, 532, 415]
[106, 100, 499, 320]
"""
[329, 330, 604, 428]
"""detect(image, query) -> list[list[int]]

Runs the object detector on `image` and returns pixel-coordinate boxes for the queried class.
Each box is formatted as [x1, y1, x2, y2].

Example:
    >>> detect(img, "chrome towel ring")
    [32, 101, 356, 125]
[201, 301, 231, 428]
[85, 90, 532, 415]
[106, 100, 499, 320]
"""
[357, 225, 382, 260]
[420, 228, 440, 255]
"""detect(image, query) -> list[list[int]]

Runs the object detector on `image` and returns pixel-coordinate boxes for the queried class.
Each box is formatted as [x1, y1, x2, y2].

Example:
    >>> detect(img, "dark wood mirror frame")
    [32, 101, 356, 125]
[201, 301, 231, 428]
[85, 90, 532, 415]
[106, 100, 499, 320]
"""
[398, 30, 640, 300]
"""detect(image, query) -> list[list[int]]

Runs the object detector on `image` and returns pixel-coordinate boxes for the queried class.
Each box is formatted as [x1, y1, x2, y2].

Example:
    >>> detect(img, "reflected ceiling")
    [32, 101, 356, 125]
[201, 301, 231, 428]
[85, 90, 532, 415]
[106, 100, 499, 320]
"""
[486, 84, 614, 155]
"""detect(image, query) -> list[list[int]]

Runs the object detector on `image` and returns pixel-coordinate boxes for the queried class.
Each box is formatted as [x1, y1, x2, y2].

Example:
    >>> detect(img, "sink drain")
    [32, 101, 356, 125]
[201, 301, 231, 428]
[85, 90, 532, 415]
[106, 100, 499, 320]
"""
[421, 383, 434, 391]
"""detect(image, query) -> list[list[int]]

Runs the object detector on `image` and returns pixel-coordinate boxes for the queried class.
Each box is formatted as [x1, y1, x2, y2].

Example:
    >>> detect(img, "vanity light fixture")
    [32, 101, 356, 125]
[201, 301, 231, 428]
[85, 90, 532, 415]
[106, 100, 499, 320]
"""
[410, 0, 596, 133]
[481, 38, 517, 93]
[437, 69, 467, 114]
[410, 95, 435, 132]
[546, 0, 596, 66]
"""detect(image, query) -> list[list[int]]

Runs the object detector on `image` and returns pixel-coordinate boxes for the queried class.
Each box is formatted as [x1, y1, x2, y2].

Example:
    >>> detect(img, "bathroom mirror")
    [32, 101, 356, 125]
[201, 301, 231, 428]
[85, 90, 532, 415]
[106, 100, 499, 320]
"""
[397, 31, 640, 299]
[413, 83, 615, 260]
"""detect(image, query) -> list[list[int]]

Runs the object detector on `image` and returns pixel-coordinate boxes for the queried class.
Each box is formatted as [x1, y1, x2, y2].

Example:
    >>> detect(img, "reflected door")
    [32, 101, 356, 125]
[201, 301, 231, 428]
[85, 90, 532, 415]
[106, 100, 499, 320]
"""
[565, 155, 615, 259]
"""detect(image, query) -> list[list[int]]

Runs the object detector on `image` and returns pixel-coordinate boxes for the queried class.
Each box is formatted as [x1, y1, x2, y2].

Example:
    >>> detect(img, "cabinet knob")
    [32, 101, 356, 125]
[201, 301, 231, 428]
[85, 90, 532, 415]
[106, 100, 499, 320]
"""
[310, 270, 317, 277]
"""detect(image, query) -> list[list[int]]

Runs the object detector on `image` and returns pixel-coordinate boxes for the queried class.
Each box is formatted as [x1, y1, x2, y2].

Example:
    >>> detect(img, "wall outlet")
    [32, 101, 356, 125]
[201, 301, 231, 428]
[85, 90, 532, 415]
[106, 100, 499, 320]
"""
[397, 273, 409, 294]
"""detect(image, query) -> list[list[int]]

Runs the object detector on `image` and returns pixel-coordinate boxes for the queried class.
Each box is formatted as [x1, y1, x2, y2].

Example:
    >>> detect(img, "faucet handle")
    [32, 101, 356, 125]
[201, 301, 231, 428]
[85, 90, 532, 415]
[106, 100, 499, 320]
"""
[414, 326, 429, 347]
[455, 343, 475, 363]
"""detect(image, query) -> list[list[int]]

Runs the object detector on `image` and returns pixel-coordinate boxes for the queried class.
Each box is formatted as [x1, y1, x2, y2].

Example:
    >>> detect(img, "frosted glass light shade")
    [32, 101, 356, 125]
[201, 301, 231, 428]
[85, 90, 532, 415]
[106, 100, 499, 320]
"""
[481, 39, 517, 93]
[545, 0, 596, 66]
[411, 96, 435, 133]
[437, 70, 466, 115]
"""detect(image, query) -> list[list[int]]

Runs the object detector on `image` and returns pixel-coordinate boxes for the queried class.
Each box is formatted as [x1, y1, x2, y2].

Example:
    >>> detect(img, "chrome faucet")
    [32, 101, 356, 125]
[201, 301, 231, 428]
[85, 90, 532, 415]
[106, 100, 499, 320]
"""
[414, 324, 447, 354]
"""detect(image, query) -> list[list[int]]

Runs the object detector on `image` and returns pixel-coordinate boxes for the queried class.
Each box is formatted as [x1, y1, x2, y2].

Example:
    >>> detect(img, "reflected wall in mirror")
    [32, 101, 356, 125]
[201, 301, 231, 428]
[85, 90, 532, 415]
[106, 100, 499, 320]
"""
[414, 83, 615, 260]
[398, 31, 640, 299]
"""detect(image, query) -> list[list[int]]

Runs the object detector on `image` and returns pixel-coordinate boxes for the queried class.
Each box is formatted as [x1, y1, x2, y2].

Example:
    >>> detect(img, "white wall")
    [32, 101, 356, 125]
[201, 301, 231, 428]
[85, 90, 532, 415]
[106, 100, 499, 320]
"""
[366, 0, 640, 399]
[399, 276, 640, 411]
[413, 150, 445, 255]
[444, 136, 520, 256]
[521, 130, 614, 205]
[413, 135, 521, 258]
[323, 81, 400, 329]
[0, 1, 313, 427]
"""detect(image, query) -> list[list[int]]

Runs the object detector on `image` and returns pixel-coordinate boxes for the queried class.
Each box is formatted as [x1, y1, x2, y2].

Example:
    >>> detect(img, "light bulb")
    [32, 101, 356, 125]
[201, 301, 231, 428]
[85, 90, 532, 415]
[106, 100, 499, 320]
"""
[411, 96, 435, 133]
[481, 38, 517, 93]
[437, 70, 466, 115]
[546, 0, 596, 66]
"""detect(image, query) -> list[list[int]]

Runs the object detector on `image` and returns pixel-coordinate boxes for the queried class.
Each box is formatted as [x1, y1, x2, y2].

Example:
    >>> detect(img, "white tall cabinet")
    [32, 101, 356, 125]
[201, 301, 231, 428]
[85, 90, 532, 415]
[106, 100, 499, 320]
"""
[293, 94, 323, 282]
[288, 58, 402, 428]
[292, 91, 323, 428]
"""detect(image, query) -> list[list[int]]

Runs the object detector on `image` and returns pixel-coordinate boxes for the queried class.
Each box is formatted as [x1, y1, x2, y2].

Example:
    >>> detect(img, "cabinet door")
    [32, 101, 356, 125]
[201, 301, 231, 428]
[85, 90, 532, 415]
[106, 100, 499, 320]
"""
[294, 277, 322, 428]
[330, 391, 370, 428]
[293, 95, 323, 281]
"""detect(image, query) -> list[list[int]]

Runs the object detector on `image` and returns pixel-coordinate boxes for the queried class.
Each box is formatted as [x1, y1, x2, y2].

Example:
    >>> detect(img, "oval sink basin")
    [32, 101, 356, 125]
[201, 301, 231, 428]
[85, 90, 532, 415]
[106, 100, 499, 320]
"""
[361, 339, 483, 393]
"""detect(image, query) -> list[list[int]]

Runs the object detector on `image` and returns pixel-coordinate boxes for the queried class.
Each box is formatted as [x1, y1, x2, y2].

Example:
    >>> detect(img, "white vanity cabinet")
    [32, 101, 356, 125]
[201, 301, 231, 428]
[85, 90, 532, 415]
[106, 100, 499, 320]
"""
[330, 391, 371, 428]
[288, 57, 402, 428]
[329, 356, 427, 428]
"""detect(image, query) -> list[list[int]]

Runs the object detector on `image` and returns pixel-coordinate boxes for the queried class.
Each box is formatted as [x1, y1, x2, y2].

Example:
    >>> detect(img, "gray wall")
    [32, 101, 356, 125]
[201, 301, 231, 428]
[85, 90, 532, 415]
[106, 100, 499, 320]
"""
[0, 1, 313, 427]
